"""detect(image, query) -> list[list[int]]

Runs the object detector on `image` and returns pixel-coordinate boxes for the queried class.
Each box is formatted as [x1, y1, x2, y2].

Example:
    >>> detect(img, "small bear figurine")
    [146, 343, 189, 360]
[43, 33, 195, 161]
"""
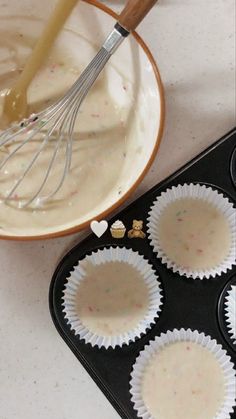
[128, 220, 146, 239]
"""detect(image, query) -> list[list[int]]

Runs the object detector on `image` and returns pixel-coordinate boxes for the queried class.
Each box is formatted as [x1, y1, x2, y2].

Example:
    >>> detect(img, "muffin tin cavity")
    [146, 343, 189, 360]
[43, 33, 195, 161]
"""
[50, 128, 236, 419]
[130, 329, 236, 419]
[218, 275, 236, 352]
[62, 246, 163, 349]
[147, 183, 236, 279]
[230, 146, 236, 188]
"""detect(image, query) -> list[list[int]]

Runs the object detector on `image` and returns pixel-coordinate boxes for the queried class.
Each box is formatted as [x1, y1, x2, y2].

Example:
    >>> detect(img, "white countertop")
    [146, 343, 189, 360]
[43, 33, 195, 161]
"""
[0, 1, 235, 418]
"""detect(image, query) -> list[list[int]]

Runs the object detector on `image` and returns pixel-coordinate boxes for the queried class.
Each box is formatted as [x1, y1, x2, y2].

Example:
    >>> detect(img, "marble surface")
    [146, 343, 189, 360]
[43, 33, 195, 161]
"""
[0, 1, 235, 418]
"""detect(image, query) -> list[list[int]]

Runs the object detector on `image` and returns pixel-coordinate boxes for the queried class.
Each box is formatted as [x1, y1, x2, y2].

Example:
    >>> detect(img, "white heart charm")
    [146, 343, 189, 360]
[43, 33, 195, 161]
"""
[90, 220, 108, 238]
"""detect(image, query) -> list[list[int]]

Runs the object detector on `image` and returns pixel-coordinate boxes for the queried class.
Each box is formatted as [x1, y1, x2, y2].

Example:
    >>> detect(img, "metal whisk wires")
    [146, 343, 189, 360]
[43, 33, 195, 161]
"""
[0, 29, 125, 208]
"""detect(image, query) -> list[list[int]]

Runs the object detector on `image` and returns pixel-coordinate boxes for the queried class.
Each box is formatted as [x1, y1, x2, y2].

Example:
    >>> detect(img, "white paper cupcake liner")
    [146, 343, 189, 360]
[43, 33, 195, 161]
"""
[225, 285, 236, 345]
[147, 183, 236, 279]
[62, 247, 163, 349]
[130, 328, 236, 419]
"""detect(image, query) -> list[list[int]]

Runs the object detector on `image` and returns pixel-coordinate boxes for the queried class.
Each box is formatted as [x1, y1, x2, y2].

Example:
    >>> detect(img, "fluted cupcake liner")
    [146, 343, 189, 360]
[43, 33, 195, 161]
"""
[225, 285, 236, 345]
[62, 246, 163, 349]
[147, 183, 236, 279]
[130, 328, 236, 419]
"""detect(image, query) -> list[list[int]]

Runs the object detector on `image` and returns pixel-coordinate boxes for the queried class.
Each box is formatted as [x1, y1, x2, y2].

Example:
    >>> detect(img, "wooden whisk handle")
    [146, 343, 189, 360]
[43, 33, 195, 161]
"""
[118, 0, 158, 33]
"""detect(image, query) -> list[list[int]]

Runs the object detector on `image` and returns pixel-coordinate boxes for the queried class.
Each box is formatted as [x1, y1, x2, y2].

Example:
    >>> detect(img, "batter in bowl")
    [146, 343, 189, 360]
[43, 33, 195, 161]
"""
[158, 198, 231, 271]
[75, 261, 149, 336]
[0, 30, 131, 234]
[141, 341, 224, 419]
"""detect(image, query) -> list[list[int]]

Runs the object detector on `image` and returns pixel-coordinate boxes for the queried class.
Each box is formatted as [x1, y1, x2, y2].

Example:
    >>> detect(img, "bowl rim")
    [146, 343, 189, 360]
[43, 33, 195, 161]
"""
[0, 0, 165, 241]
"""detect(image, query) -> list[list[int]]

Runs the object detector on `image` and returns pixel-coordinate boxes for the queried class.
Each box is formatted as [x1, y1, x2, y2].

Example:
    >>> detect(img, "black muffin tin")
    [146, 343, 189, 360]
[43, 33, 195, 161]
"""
[49, 128, 236, 419]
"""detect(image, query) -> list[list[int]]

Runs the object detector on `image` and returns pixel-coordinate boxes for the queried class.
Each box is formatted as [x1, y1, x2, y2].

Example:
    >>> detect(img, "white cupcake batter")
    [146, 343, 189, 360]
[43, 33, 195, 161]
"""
[141, 341, 224, 419]
[75, 261, 149, 336]
[0, 32, 131, 233]
[158, 198, 231, 270]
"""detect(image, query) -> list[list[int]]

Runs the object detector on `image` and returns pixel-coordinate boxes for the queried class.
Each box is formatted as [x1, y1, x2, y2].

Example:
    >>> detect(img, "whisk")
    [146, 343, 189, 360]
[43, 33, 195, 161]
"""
[0, 0, 157, 208]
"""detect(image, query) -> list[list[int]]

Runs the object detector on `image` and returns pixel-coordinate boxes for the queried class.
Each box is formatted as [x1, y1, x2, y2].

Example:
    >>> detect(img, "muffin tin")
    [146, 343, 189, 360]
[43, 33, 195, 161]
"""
[49, 128, 236, 419]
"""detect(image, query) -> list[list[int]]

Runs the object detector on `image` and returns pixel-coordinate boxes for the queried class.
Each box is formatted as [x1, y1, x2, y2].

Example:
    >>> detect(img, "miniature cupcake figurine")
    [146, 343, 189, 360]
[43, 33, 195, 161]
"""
[110, 220, 126, 238]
